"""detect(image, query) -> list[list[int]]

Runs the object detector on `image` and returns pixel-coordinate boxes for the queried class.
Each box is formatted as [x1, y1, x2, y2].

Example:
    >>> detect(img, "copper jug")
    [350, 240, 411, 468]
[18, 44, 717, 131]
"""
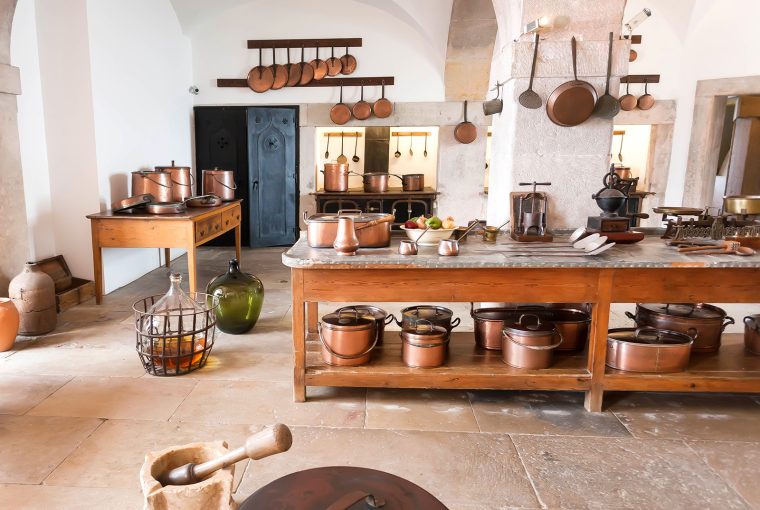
[333, 217, 359, 256]
[132, 170, 173, 203]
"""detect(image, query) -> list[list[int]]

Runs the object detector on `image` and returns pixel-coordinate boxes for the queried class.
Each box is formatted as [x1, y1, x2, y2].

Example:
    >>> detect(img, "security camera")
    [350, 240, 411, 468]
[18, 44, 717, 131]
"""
[189, 86, 200, 95]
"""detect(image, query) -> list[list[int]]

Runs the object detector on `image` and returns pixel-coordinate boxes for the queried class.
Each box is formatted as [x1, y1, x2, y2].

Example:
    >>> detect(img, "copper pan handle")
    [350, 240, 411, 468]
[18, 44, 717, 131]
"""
[722, 316, 735, 331]
[213, 174, 237, 190]
[355, 214, 395, 231]
[171, 172, 195, 187]
[326, 491, 386, 510]
[141, 173, 171, 188]
[625, 311, 637, 321]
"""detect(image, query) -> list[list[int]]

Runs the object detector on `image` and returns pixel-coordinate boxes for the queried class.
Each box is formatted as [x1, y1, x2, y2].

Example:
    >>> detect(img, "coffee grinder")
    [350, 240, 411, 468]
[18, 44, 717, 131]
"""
[510, 181, 553, 242]
[586, 165, 644, 243]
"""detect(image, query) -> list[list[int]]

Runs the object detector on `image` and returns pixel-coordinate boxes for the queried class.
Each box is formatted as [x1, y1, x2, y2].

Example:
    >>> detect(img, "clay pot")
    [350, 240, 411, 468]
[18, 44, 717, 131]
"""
[0, 298, 20, 351]
[9, 262, 57, 335]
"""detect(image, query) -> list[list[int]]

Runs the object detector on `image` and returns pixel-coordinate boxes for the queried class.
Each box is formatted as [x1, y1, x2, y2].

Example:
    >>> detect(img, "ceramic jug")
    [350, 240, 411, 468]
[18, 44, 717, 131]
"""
[206, 259, 264, 334]
[0, 298, 20, 351]
[9, 262, 57, 335]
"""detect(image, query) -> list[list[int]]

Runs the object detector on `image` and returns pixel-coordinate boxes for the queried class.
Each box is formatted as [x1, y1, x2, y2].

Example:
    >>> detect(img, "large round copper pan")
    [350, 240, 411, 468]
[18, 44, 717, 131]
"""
[269, 47, 288, 90]
[284, 47, 301, 87]
[309, 45, 328, 81]
[373, 81, 393, 118]
[339, 46, 357, 75]
[325, 47, 342, 76]
[298, 46, 314, 86]
[454, 100, 477, 144]
[247, 48, 274, 93]
[330, 86, 352, 125]
[546, 37, 597, 127]
[352, 85, 372, 120]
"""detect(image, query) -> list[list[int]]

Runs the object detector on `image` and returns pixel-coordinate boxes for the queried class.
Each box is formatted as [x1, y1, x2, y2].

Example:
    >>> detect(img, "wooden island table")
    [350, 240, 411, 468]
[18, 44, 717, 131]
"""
[87, 200, 242, 303]
[282, 234, 760, 412]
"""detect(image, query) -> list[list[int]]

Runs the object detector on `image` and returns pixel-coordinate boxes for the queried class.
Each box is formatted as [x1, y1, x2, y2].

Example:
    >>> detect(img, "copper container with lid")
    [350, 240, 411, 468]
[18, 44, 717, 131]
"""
[132, 170, 172, 203]
[156, 160, 193, 202]
[322, 163, 350, 192]
[401, 320, 449, 368]
[606, 327, 693, 373]
[744, 315, 760, 355]
[335, 305, 394, 345]
[304, 210, 392, 248]
[401, 173, 424, 191]
[626, 303, 734, 353]
[318, 309, 377, 366]
[396, 305, 461, 336]
[362, 172, 398, 193]
[202, 169, 237, 201]
[501, 314, 563, 369]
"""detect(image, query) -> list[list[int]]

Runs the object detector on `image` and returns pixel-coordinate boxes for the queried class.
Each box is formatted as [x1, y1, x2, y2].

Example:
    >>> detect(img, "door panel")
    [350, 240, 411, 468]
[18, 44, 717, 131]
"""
[247, 107, 298, 247]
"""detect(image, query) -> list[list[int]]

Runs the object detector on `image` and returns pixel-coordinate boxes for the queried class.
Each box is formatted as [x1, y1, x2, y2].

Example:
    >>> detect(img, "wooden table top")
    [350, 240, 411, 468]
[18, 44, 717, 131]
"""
[86, 200, 242, 220]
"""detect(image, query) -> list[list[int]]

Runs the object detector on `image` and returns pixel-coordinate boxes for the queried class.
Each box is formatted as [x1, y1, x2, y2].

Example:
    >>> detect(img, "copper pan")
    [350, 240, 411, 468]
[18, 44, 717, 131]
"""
[637, 80, 655, 110]
[339, 46, 357, 75]
[330, 86, 352, 125]
[310, 44, 328, 81]
[606, 327, 692, 373]
[269, 47, 288, 90]
[298, 46, 314, 86]
[352, 85, 372, 120]
[373, 81, 393, 118]
[546, 37, 597, 127]
[619, 82, 637, 111]
[454, 100, 477, 144]
[285, 47, 301, 87]
[325, 46, 342, 76]
[247, 48, 274, 93]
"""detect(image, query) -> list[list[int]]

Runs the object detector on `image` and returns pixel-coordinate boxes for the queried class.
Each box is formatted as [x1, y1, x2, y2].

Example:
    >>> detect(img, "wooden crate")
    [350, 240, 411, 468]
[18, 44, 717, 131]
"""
[35, 255, 73, 292]
[57, 277, 96, 312]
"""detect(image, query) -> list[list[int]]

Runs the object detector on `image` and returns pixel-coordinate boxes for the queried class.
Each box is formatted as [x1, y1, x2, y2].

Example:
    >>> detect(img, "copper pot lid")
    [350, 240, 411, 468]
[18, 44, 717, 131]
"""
[402, 321, 449, 347]
[155, 160, 189, 171]
[401, 306, 453, 321]
[503, 314, 556, 336]
[638, 303, 726, 320]
[608, 327, 694, 346]
[306, 212, 388, 223]
[321, 309, 374, 330]
[134, 170, 169, 176]
[335, 305, 387, 321]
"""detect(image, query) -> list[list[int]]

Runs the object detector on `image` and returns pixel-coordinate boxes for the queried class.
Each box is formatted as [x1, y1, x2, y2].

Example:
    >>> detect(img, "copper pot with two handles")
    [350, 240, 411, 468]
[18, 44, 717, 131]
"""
[401, 320, 449, 368]
[335, 305, 394, 345]
[202, 168, 237, 201]
[318, 309, 378, 366]
[501, 314, 563, 369]
[155, 160, 194, 202]
[131, 170, 172, 203]
[396, 305, 461, 337]
[322, 163, 351, 192]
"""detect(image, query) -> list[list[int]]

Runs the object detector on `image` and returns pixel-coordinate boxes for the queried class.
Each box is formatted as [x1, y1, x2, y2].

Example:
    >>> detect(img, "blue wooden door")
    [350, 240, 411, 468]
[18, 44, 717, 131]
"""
[247, 107, 298, 247]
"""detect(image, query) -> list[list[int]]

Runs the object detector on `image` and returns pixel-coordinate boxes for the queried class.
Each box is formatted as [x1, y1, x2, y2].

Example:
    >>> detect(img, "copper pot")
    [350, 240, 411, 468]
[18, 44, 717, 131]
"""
[613, 166, 632, 181]
[397, 306, 460, 336]
[362, 173, 398, 193]
[401, 174, 424, 191]
[501, 314, 562, 369]
[132, 170, 172, 203]
[304, 210, 392, 248]
[322, 163, 350, 192]
[542, 308, 590, 352]
[202, 169, 237, 201]
[335, 305, 394, 345]
[156, 161, 193, 202]
[471, 306, 523, 350]
[606, 327, 693, 373]
[471, 306, 588, 351]
[401, 321, 449, 368]
[318, 310, 377, 366]
[626, 303, 734, 353]
[744, 315, 760, 355]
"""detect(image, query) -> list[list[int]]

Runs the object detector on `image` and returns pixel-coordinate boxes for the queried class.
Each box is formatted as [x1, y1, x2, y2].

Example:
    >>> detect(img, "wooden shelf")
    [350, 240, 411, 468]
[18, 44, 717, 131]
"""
[324, 132, 362, 137]
[217, 76, 394, 88]
[247, 38, 362, 49]
[604, 334, 760, 393]
[620, 74, 660, 84]
[391, 131, 431, 137]
[305, 332, 591, 391]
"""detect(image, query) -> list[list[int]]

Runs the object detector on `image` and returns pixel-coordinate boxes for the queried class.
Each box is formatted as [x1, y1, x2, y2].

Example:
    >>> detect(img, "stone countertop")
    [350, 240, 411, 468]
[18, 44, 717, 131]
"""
[282, 234, 760, 269]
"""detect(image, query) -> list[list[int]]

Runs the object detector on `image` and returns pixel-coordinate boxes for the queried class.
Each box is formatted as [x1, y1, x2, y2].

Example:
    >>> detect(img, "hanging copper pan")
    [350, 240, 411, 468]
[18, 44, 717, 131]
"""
[339, 46, 357, 75]
[373, 81, 393, 118]
[619, 81, 637, 111]
[637, 80, 655, 110]
[546, 37, 597, 127]
[330, 86, 352, 125]
[325, 47, 342, 76]
[310, 44, 328, 81]
[270, 47, 288, 90]
[247, 47, 274, 93]
[352, 85, 372, 120]
[285, 47, 301, 87]
[298, 46, 314, 86]
[454, 100, 477, 144]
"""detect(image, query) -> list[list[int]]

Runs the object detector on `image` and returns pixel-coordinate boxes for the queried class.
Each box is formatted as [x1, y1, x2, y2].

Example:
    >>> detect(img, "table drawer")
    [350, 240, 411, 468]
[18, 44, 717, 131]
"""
[195, 213, 222, 243]
[222, 207, 241, 230]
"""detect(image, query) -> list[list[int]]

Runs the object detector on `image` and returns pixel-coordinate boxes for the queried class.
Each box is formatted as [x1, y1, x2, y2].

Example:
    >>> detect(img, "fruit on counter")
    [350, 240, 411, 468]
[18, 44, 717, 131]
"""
[415, 215, 428, 229]
[425, 216, 442, 229]
[442, 216, 456, 229]
[403, 220, 418, 229]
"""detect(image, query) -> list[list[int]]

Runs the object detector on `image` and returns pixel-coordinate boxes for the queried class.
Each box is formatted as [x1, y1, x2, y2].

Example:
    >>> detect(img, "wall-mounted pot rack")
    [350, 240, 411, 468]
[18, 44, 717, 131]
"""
[217, 76, 395, 88]
[620, 74, 660, 84]
[247, 38, 362, 49]
[391, 131, 432, 137]
[323, 132, 362, 137]
[620, 35, 642, 44]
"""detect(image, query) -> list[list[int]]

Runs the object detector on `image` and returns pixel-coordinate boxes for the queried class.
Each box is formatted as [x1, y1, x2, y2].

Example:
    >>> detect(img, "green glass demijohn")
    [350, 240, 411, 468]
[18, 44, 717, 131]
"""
[206, 259, 264, 334]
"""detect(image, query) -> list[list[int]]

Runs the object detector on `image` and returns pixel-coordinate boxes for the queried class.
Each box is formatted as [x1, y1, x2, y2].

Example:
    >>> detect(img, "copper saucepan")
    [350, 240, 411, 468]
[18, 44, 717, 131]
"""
[325, 46, 342, 76]
[340, 46, 357, 75]
[247, 47, 274, 93]
[310, 44, 328, 81]
[330, 86, 352, 125]
[298, 46, 314, 86]
[285, 47, 302, 87]
[373, 81, 393, 119]
[454, 100, 477, 144]
[546, 37, 597, 127]
[352, 85, 372, 121]
[270, 47, 288, 90]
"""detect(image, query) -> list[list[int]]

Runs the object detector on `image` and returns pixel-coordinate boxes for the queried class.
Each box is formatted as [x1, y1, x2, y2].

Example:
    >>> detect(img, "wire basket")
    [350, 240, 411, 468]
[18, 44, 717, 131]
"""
[133, 293, 218, 376]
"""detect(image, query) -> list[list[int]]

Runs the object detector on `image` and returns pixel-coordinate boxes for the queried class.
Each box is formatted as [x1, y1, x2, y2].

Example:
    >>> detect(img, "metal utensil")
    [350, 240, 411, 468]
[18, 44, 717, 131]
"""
[546, 37, 597, 126]
[593, 32, 620, 118]
[409, 134, 413, 156]
[113, 194, 154, 213]
[394, 134, 401, 158]
[337, 132, 348, 164]
[498, 243, 616, 257]
[617, 132, 625, 163]
[325, 133, 330, 159]
[518, 33, 542, 109]
[352, 132, 360, 163]
[423, 134, 428, 157]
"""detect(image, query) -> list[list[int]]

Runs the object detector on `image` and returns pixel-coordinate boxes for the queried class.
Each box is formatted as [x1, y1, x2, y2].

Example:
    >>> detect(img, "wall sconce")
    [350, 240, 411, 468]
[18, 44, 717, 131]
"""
[522, 15, 569, 35]
[624, 8, 651, 37]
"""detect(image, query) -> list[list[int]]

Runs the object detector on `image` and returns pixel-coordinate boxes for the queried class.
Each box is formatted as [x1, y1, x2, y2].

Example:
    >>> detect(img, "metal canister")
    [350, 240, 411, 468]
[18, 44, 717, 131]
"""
[334, 305, 394, 345]
[401, 321, 449, 368]
[156, 161, 193, 202]
[132, 170, 172, 203]
[318, 310, 377, 366]
[202, 169, 237, 201]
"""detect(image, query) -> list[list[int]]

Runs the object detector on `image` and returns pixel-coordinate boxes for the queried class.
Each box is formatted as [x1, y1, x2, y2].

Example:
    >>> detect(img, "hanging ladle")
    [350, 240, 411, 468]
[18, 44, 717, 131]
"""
[324, 132, 331, 159]
[517, 33, 542, 109]
[423, 133, 428, 157]
[336, 131, 348, 164]
[394, 133, 401, 158]
[409, 133, 413, 157]
[352, 131, 360, 163]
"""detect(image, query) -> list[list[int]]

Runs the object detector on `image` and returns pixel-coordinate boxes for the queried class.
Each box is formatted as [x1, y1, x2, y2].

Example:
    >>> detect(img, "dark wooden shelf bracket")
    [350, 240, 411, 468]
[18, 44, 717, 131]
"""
[620, 74, 660, 84]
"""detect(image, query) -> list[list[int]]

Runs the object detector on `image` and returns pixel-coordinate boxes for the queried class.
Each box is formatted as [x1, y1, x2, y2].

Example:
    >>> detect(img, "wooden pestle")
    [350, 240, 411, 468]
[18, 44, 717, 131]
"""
[157, 423, 293, 486]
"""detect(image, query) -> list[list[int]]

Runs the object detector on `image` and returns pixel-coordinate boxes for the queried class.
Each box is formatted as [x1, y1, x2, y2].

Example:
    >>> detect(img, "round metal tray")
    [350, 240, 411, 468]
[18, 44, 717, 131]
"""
[113, 194, 153, 213]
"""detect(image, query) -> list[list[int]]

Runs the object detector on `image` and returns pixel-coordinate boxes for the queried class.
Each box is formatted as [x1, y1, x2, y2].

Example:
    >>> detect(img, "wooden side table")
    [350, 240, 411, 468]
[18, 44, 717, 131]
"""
[87, 200, 242, 303]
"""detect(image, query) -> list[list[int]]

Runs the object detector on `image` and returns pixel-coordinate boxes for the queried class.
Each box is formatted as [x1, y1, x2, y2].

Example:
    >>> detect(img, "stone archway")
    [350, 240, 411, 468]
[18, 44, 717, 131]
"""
[0, 0, 27, 295]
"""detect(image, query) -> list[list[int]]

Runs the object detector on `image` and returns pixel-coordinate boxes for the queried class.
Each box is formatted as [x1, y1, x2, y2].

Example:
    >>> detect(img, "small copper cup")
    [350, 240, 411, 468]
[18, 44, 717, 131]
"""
[438, 239, 460, 256]
[398, 240, 418, 255]
[483, 226, 500, 242]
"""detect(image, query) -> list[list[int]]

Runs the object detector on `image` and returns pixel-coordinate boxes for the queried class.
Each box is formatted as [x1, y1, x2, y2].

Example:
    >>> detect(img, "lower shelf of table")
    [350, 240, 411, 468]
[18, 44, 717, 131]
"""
[305, 332, 591, 391]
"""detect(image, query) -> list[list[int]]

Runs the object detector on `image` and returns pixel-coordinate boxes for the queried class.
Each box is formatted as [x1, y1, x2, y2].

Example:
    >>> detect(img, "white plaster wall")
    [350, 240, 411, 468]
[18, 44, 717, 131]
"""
[10, 0, 55, 261]
[85, 0, 193, 292]
[611, 125, 651, 183]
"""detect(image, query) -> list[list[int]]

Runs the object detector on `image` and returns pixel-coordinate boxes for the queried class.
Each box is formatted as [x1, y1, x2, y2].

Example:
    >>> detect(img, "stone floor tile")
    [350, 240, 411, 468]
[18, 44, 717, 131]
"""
[608, 392, 760, 441]
[178, 351, 291, 382]
[0, 484, 142, 510]
[0, 415, 103, 484]
[27, 376, 196, 420]
[45, 419, 253, 491]
[0, 374, 71, 415]
[236, 427, 539, 509]
[366, 389, 479, 432]
[687, 440, 760, 508]
[512, 435, 749, 509]
[170, 380, 366, 427]
[468, 390, 630, 437]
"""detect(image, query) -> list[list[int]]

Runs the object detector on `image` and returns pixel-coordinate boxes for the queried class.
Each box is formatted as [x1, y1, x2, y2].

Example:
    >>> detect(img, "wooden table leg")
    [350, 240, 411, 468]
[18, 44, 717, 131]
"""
[235, 223, 242, 262]
[585, 270, 613, 412]
[292, 269, 307, 402]
[90, 221, 104, 305]
[164, 248, 171, 268]
[307, 302, 318, 334]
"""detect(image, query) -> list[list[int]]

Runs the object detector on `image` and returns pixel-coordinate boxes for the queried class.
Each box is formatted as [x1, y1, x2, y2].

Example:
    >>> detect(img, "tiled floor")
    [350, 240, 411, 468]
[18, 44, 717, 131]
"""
[0, 246, 758, 509]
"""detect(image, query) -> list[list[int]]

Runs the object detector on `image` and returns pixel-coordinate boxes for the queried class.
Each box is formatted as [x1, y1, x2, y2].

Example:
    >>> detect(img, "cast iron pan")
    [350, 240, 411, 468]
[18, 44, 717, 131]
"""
[247, 48, 274, 93]
[454, 100, 477, 144]
[546, 37, 597, 127]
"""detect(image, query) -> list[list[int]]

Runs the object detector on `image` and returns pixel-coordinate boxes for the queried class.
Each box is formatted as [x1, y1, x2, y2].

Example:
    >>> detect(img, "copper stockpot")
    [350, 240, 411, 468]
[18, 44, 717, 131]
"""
[401, 321, 449, 368]
[396, 306, 460, 336]
[744, 315, 760, 355]
[318, 310, 377, 366]
[544, 308, 590, 352]
[501, 314, 562, 369]
[304, 210, 392, 248]
[155, 161, 193, 202]
[132, 170, 172, 203]
[322, 163, 350, 192]
[335, 305, 394, 345]
[606, 327, 693, 373]
[626, 303, 734, 353]
[471, 306, 523, 350]
[202, 169, 237, 201]
[362, 172, 398, 193]
[401, 174, 424, 191]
